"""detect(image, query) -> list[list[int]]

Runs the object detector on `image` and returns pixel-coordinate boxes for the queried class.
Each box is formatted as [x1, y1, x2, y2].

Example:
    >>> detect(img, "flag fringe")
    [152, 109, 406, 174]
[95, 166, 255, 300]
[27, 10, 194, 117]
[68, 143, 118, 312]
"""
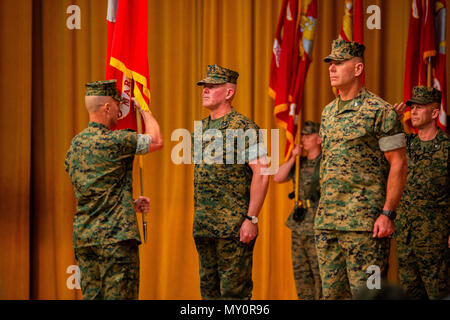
[110, 56, 151, 112]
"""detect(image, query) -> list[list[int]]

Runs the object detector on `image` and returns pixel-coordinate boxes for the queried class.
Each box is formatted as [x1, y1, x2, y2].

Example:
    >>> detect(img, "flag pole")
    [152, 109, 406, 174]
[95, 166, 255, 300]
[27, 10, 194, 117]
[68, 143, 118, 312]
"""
[294, 112, 302, 210]
[134, 81, 147, 244]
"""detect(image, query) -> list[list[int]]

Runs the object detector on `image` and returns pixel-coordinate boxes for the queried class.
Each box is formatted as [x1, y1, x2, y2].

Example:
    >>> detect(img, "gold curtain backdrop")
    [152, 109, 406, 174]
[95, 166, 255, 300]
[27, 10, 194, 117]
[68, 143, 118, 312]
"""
[0, 0, 449, 299]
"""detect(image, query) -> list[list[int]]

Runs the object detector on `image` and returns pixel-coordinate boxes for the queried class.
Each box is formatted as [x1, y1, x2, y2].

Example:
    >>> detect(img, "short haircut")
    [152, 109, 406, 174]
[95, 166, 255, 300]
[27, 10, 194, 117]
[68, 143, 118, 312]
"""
[85, 96, 114, 113]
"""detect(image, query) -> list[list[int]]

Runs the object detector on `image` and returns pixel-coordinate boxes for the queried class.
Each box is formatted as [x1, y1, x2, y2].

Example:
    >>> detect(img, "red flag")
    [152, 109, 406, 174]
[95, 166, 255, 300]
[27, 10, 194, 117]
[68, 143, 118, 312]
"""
[269, 0, 299, 160]
[270, 0, 317, 161]
[268, 0, 289, 100]
[434, 0, 447, 132]
[269, 0, 299, 103]
[353, 0, 364, 44]
[403, 0, 423, 132]
[403, 0, 438, 132]
[353, 0, 365, 84]
[106, 0, 151, 131]
[284, 0, 318, 160]
[337, 0, 365, 83]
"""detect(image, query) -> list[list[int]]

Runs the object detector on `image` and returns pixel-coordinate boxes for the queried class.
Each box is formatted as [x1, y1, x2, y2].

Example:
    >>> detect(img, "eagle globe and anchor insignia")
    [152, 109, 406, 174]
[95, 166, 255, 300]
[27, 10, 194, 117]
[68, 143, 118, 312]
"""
[118, 77, 134, 119]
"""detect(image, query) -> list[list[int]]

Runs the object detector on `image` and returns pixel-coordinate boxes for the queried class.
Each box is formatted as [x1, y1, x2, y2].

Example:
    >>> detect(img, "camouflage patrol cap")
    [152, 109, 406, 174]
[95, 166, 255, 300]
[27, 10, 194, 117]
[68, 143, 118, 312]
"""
[301, 121, 320, 134]
[324, 39, 365, 62]
[197, 64, 239, 86]
[406, 86, 442, 106]
[85, 79, 125, 103]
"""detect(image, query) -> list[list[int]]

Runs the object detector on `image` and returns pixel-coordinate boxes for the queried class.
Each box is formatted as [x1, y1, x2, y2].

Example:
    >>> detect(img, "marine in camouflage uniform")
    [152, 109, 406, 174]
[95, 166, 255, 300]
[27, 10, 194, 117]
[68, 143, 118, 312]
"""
[65, 80, 157, 300]
[394, 86, 450, 299]
[316, 40, 407, 299]
[274, 121, 322, 300]
[193, 65, 269, 299]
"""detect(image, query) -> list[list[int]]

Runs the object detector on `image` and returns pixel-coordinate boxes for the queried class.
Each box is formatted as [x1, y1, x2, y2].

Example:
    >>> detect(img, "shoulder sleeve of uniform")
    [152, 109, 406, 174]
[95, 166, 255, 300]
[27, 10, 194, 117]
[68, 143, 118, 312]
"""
[374, 105, 406, 152]
[323, 99, 337, 115]
[136, 134, 153, 155]
[110, 129, 138, 155]
[319, 99, 336, 139]
[64, 148, 71, 173]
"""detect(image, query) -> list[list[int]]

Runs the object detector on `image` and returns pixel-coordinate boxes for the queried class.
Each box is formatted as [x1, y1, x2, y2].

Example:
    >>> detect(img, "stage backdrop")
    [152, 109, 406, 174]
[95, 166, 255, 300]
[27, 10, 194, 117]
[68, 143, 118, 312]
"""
[1, 0, 449, 299]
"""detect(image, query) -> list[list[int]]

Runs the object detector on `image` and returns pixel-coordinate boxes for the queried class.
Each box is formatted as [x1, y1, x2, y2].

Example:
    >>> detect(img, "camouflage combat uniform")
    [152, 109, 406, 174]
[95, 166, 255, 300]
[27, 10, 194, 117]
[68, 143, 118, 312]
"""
[316, 86, 405, 299]
[193, 64, 266, 300]
[65, 80, 150, 300]
[316, 39, 406, 300]
[286, 152, 322, 300]
[192, 107, 265, 299]
[395, 86, 450, 299]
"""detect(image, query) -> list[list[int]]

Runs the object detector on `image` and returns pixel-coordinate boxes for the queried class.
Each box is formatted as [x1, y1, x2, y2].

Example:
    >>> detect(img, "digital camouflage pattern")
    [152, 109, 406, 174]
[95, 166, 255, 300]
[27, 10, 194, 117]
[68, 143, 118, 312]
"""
[285, 154, 322, 300]
[315, 230, 389, 299]
[291, 233, 322, 300]
[74, 240, 139, 300]
[85, 79, 125, 102]
[395, 130, 450, 299]
[406, 86, 442, 106]
[197, 64, 239, 85]
[194, 237, 255, 300]
[396, 243, 450, 299]
[316, 88, 405, 231]
[192, 108, 265, 238]
[286, 156, 320, 235]
[301, 120, 321, 135]
[65, 122, 141, 248]
[323, 39, 365, 62]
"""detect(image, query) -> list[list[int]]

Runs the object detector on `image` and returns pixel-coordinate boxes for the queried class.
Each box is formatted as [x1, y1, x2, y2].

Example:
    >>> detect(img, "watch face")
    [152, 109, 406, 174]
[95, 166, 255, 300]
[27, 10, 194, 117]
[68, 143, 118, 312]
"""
[252, 216, 258, 224]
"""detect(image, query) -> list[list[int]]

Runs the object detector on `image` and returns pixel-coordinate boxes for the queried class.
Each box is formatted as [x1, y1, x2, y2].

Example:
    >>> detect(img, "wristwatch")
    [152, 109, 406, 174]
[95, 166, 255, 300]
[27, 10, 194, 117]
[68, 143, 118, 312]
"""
[381, 210, 397, 220]
[245, 215, 259, 224]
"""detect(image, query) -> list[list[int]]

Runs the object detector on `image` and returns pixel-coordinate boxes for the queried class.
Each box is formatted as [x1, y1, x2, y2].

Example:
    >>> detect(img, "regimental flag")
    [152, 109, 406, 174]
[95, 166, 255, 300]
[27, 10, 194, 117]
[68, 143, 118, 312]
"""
[353, 0, 364, 44]
[339, 0, 354, 42]
[403, 0, 447, 133]
[353, 0, 365, 84]
[434, 0, 447, 132]
[106, 0, 151, 131]
[269, 0, 289, 100]
[284, 0, 318, 160]
[337, 0, 365, 87]
[269, 0, 317, 161]
[269, 0, 299, 104]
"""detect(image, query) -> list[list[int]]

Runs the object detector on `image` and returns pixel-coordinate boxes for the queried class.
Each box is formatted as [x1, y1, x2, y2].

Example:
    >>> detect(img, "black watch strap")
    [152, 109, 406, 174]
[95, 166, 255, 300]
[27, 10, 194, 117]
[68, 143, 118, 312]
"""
[245, 215, 258, 224]
[381, 210, 397, 220]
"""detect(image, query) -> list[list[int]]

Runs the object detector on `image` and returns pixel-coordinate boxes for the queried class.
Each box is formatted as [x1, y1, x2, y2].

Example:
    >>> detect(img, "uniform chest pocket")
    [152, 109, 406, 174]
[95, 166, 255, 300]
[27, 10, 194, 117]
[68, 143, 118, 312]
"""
[429, 154, 448, 187]
[339, 116, 370, 141]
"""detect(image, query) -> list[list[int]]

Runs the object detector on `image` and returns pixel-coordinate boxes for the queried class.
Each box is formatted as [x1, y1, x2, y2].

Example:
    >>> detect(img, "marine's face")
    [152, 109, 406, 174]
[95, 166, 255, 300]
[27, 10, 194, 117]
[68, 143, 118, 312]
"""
[410, 103, 439, 129]
[301, 133, 320, 152]
[202, 83, 228, 109]
[109, 98, 121, 127]
[328, 58, 359, 88]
